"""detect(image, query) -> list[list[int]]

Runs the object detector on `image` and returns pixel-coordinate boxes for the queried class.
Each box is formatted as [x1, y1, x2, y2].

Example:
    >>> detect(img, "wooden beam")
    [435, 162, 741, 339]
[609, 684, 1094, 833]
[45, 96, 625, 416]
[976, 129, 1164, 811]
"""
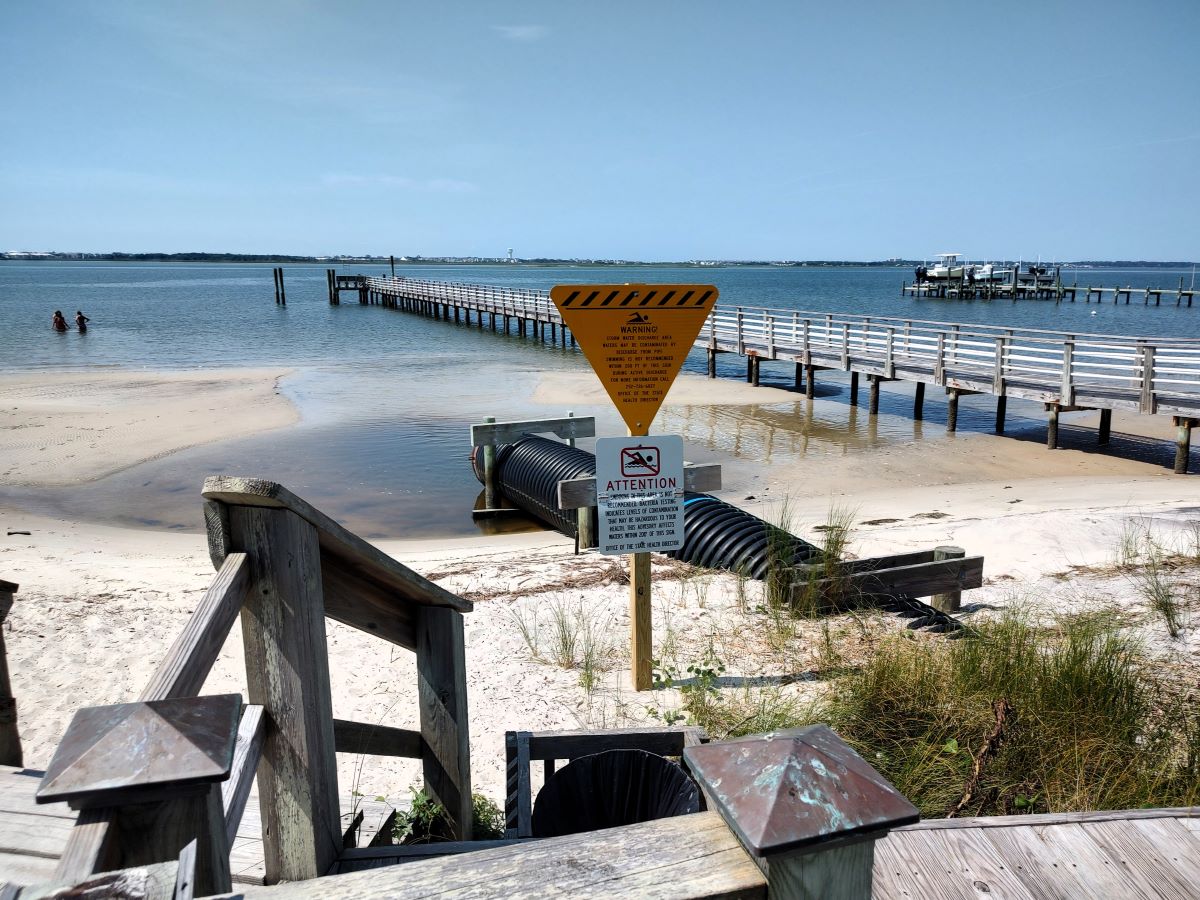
[229, 505, 341, 882]
[792, 556, 983, 606]
[223, 811, 764, 899]
[333, 719, 422, 759]
[222, 705, 266, 847]
[416, 606, 472, 840]
[319, 556, 416, 651]
[524, 726, 707, 760]
[202, 476, 470, 613]
[139, 553, 250, 701]
[470, 416, 596, 447]
[0, 584, 20, 768]
[557, 464, 722, 510]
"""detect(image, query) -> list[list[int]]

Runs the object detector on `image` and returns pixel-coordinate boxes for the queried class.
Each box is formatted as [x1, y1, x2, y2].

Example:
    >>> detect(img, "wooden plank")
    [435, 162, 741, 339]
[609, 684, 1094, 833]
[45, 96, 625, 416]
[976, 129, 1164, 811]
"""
[0, 587, 20, 769]
[138, 553, 250, 701]
[902, 826, 1037, 899]
[232, 811, 764, 899]
[899, 806, 1200, 830]
[795, 550, 935, 578]
[415, 607, 472, 841]
[1081, 818, 1200, 899]
[557, 464, 723, 510]
[793, 556, 983, 604]
[0, 851, 60, 888]
[332, 720, 422, 759]
[525, 726, 707, 760]
[470, 416, 596, 447]
[319, 557, 416, 651]
[53, 808, 117, 882]
[17, 860, 180, 899]
[231, 505, 341, 882]
[222, 705, 266, 847]
[332, 841, 527, 873]
[202, 477, 470, 613]
[0, 809, 75, 858]
[982, 822, 1153, 900]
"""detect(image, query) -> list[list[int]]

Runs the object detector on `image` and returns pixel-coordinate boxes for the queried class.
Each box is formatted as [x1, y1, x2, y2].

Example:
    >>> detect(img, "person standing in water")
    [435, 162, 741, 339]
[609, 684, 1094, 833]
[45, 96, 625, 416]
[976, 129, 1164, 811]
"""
[51, 310, 68, 332]
[75, 310, 90, 332]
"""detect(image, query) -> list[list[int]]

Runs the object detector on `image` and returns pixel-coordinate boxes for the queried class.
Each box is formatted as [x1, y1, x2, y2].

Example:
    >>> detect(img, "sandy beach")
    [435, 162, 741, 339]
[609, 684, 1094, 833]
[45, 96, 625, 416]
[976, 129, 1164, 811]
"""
[1, 365, 1197, 810]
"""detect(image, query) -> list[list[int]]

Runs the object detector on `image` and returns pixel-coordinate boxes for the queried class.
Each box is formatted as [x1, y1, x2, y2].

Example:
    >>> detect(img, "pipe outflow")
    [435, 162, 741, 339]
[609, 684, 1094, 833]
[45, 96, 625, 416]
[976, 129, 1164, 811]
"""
[472, 436, 822, 576]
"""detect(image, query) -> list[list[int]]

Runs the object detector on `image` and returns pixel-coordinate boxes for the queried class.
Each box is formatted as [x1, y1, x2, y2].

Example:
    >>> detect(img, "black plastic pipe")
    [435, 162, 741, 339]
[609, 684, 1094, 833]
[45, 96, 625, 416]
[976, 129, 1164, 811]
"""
[471, 436, 822, 577]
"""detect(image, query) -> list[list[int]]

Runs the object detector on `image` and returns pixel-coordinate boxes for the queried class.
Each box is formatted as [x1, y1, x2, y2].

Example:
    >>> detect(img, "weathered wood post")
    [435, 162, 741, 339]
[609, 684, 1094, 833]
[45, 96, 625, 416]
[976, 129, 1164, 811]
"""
[482, 416, 498, 510]
[1098, 408, 1112, 445]
[685, 726, 918, 900]
[416, 606, 473, 840]
[805, 365, 815, 399]
[931, 546, 966, 613]
[708, 347, 717, 378]
[794, 361, 803, 392]
[1174, 417, 1197, 475]
[849, 371, 859, 406]
[995, 395, 1007, 434]
[0, 579, 20, 767]
[946, 388, 960, 433]
[1046, 403, 1060, 449]
[913, 381, 925, 420]
[217, 502, 341, 881]
[37, 694, 242, 895]
[868, 375, 881, 416]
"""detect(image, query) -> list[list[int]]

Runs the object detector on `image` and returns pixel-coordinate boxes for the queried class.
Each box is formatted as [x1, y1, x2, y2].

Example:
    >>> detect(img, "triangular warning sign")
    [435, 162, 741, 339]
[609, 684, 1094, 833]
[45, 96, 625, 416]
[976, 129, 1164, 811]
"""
[551, 284, 718, 435]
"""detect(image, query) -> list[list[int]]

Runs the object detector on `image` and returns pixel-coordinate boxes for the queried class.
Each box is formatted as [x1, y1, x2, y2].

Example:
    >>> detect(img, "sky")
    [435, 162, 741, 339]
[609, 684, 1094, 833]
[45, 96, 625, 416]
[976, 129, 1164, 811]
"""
[2, 1, 1198, 261]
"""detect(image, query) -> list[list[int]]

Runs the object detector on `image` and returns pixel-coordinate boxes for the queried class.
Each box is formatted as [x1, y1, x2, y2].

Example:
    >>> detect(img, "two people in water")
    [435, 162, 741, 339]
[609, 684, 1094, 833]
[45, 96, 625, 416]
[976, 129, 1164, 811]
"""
[52, 310, 89, 333]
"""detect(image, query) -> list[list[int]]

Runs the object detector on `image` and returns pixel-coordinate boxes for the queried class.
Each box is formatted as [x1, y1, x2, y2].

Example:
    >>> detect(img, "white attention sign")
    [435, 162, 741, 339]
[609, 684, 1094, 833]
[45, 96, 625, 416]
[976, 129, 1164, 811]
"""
[594, 435, 685, 556]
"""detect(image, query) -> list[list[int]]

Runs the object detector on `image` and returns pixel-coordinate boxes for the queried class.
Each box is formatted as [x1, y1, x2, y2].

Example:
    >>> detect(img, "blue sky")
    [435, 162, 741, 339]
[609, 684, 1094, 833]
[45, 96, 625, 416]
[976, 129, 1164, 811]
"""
[2, 1, 1197, 260]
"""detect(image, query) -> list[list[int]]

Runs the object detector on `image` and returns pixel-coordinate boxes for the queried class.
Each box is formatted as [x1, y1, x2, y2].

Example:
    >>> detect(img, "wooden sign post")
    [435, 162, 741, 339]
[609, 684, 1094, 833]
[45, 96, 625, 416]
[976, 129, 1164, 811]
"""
[550, 284, 718, 689]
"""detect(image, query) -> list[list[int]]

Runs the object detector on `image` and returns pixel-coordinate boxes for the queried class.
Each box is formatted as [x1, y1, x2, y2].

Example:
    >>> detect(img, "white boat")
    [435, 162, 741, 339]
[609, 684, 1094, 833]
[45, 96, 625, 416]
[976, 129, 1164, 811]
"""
[923, 252, 966, 281]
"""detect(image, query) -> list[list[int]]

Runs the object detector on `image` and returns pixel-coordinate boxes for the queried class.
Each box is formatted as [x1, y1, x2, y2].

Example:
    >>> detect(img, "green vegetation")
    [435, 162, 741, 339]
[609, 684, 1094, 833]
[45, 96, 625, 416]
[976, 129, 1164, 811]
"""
[660, 609, 1199, 818]
[391, 790, 506, 844]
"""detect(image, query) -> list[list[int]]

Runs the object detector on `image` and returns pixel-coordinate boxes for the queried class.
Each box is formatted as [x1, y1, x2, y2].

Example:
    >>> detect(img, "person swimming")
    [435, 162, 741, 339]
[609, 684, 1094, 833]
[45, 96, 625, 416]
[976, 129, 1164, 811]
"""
[75, 310, 90, 332]
[52, 310, 68, 332]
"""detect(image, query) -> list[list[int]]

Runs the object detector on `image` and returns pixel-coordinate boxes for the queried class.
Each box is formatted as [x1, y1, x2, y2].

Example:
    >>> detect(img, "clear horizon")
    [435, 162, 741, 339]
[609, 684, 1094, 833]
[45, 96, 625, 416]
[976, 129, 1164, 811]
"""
[2, 1, 1198, 261]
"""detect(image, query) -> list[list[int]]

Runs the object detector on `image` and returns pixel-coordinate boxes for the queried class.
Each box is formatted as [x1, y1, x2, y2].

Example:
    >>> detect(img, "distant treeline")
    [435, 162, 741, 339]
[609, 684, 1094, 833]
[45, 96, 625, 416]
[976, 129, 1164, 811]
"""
[3, 253, 1195, 267]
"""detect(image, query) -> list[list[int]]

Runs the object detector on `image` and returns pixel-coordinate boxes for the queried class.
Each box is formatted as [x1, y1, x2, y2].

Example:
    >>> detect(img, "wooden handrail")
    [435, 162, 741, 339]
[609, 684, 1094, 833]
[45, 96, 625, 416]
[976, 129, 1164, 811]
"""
[139, 553, 250, 701]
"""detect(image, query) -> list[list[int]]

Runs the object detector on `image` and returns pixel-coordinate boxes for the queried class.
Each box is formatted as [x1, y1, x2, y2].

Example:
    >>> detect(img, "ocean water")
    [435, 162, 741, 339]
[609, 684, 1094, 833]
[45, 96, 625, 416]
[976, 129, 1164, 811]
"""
[1, 262, 1196, 536]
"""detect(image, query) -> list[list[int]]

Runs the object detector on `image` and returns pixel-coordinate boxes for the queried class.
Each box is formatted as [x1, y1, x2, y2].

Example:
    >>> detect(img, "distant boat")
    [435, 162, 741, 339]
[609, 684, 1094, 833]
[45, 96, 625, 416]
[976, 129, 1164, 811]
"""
[924, 253, 967, 281]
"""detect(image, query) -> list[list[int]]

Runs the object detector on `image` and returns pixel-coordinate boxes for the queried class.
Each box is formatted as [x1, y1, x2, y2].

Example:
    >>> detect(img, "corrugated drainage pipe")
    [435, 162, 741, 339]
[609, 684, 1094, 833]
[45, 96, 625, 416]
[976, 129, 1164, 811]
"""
[471, 436, 822, 576]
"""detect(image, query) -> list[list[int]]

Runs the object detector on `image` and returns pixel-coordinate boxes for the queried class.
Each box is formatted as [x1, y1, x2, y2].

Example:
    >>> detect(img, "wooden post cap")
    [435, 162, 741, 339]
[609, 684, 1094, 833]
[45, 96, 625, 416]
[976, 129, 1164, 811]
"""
[683, 725, 918, 858]
[37, 694, 242, 809]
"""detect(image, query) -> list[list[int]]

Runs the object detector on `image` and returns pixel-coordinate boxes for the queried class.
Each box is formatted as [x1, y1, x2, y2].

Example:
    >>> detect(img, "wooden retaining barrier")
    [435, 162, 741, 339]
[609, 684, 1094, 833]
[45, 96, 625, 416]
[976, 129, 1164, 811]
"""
[335, 275, 1200, 473]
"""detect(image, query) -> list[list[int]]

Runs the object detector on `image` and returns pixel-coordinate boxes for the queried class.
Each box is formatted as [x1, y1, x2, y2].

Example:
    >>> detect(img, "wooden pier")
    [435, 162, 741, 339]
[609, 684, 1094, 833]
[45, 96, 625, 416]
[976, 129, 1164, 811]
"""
[331, 275, 1200, 473]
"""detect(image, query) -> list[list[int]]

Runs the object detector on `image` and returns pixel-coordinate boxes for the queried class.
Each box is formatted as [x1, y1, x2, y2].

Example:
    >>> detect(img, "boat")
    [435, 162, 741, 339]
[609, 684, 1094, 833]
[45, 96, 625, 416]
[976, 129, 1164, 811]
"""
[923, 253, 967, 281]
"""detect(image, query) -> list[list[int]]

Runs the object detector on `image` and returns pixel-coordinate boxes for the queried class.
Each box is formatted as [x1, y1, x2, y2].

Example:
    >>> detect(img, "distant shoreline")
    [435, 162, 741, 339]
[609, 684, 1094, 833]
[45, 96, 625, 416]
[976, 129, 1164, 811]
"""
[2, 254, 1197, 268]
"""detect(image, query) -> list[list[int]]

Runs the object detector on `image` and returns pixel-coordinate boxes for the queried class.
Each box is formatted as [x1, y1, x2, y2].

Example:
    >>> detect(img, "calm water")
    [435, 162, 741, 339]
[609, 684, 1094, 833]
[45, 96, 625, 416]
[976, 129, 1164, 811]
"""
[2, 262, 1196, 536]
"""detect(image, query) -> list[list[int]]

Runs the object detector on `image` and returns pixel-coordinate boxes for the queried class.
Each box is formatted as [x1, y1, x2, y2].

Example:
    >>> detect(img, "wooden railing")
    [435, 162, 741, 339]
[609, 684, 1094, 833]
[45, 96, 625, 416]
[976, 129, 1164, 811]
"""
[40, 477, 474, 895]
[365, 277, 1200, 416]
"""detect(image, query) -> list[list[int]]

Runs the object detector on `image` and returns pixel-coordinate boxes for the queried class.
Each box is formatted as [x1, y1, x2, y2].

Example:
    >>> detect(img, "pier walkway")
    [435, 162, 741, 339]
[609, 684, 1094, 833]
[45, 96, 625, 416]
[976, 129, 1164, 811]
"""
[342, 276, 1200, 473]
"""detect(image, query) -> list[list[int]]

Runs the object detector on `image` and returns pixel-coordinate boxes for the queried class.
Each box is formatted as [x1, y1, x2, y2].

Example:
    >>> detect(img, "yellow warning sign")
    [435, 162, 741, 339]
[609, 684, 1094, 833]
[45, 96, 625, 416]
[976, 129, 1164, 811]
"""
[551, 284, 718, 436]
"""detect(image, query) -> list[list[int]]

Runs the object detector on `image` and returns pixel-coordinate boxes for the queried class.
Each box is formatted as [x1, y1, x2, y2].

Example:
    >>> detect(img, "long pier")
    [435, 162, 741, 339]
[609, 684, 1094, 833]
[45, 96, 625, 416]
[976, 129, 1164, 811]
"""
[334, 275, 1200, 473]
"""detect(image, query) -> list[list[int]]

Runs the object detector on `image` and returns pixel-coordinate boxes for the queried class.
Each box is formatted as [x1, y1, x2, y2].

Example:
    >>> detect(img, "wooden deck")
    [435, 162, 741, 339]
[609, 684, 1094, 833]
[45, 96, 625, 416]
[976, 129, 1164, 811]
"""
[877, 807, 1200, 899]
[6, 758, 1197, 898]
[0, 765, 397, 888]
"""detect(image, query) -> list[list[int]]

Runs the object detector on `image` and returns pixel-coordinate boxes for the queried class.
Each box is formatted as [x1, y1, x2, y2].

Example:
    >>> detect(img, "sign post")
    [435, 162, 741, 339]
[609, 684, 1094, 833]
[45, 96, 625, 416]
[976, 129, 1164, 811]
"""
[551, 284, 718, 689]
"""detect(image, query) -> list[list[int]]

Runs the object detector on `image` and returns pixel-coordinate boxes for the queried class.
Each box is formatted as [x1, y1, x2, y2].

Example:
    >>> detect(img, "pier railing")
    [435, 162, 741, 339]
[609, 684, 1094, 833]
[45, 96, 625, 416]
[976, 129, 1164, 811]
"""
[365, 277, 1200, 417]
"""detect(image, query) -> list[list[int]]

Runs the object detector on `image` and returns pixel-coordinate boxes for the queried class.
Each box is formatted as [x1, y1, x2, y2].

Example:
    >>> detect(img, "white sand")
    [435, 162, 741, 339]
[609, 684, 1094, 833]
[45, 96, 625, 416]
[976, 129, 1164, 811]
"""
[0, 369, 298, 485]
[0, 366, 1197, 810]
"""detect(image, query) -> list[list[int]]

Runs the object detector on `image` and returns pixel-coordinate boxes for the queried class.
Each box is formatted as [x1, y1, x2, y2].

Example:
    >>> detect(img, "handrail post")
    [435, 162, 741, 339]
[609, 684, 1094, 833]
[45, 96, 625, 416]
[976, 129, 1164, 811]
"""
[1140, 344, 1156, 413]
[685, 726, 918, 900]
[38, 694, 242, 895]
[1060, 337, 1075, 406]
[220, 502, 340, 882]
[0, 579, 20, 767]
